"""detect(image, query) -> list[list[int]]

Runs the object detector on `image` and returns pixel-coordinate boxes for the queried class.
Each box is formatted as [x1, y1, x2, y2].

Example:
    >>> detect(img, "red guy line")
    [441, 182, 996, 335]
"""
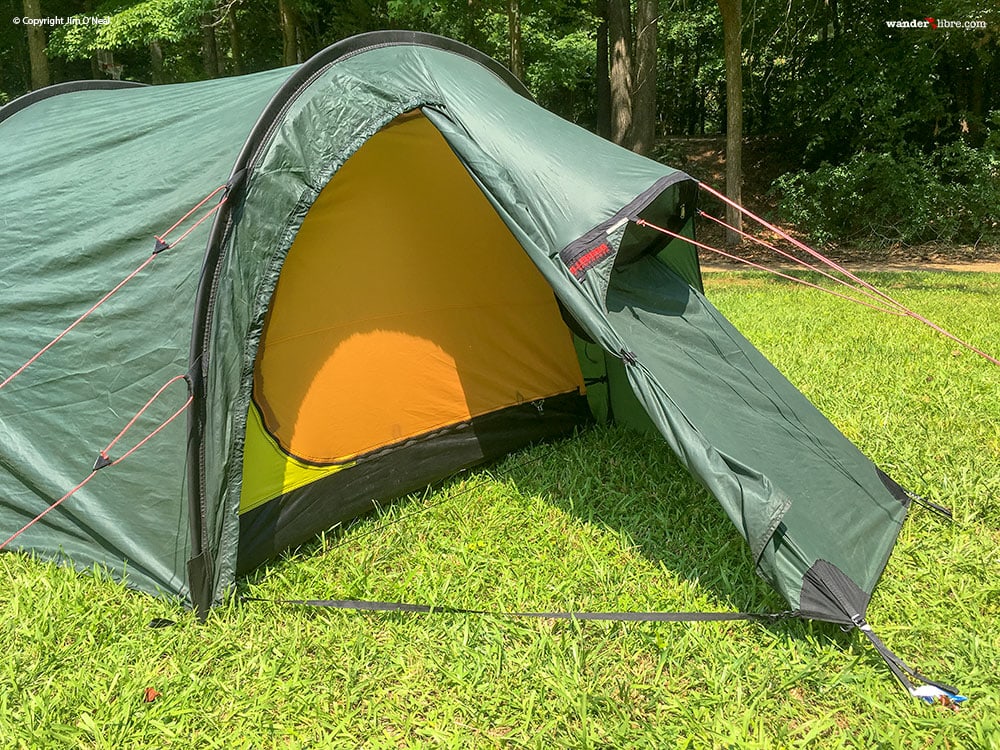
[101, 375, 190, 456]
[697, 210, 907, 313]
[696, 182, 1000, 367]
[0, 253, 157, 392]
[158, 196, 226, 251]
[0, 376, 192, 552]
[635, 219, 906, 316]
[697, 183, 923, 313]
[155, 184, 227, 244]
[1, 187, 228, 392]
[0, 472, 100, 551]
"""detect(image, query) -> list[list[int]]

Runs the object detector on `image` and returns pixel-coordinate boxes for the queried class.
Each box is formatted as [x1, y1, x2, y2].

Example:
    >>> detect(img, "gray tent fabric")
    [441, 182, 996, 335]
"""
[1, 32, 907, 630]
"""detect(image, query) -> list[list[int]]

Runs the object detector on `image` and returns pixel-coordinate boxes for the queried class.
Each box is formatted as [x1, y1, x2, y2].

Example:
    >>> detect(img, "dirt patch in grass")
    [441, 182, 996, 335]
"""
[701, 258, 1000, 274]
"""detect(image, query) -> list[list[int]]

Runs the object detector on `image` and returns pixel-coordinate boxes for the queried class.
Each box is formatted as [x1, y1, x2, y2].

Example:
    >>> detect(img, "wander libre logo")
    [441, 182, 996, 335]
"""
[884, 17, 987, 30]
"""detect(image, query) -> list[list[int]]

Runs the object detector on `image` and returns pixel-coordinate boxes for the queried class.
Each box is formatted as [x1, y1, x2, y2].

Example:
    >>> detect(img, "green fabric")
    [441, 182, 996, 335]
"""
[604, 256, 908, 608]
[658, 223, 702, 293]
[0, 67, 290, 604]
[1, 36, 909, 621]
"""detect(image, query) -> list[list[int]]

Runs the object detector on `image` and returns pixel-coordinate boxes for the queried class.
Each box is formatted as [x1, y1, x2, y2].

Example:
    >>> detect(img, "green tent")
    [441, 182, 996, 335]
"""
[0, 32, 911, 630]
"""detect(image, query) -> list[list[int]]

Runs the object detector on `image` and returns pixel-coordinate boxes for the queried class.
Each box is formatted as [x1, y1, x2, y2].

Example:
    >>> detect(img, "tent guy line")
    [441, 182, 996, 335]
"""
[636, 202, 1000, 368]
[0, 374, 192, 551]
[0, 251, 157, 392]
[698, 181, 916, 309]
[695, 210, 908, 311]
[693, 181, 1000, 367]
[639, 217, 906, 316]
[155, 184, 229, 249]
[0, 186, 228, 393]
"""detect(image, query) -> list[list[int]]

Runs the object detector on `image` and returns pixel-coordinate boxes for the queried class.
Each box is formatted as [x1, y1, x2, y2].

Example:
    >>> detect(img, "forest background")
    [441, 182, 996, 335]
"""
[2, 0, 998, 256]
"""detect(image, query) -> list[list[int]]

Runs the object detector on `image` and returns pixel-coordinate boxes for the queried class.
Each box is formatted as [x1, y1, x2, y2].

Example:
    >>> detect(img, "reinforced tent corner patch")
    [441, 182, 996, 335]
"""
[1, 32, 909, 632]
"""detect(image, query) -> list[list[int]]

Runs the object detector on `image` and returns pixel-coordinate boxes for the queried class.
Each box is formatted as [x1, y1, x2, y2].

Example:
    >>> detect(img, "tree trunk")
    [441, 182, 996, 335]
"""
[969, 55, 984, 145]
[507, 0, 523, 81]
[228, 5, 244, 75]
[23, 0, 50, 90]
[150, 40, 165, 84]
[595, 0, 611, 139]
[630, 0, 657, 155]
[465, 0, 485, 51]
[607, 0, 632, 147]
[718, 0, 743, 245]
[829, 0, 840, 38]
[279, 0, 299, 66]
[202, 9, 220, 78]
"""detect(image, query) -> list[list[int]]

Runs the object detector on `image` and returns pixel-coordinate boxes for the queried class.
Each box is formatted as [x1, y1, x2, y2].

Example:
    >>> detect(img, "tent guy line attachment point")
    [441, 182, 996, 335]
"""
[0, 374, 192, 552]
[0, 188, 227, 393]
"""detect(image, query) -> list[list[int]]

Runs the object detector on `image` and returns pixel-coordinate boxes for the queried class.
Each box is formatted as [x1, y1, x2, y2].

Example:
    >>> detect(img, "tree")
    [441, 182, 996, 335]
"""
[630, 0, 656, 155]
[506, 0, 523, 80]
[607, 0, 632, 147]
[201, 4, 221, 78]
[717, 0, 742, 244]
[227, 4, 244, 74]
[149, 38, 165, 83]
[604, 0, 657, 156]
[23, 0, 51, 89]
[278, 0, 300, 65]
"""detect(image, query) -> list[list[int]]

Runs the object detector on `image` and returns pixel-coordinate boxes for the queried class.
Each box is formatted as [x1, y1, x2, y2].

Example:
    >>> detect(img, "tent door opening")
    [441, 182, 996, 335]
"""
[236, 110, 591, 571]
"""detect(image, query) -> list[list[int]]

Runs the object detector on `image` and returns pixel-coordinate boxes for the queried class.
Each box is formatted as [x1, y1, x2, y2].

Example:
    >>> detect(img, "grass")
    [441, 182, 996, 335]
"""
[1, 269, 999, 748]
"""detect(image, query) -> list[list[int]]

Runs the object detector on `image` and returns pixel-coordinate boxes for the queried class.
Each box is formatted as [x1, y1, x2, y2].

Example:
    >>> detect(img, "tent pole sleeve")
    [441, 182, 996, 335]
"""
[185, 355, 213, 618]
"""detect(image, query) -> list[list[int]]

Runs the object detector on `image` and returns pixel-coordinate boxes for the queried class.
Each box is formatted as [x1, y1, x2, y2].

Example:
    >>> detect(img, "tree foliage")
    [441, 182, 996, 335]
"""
[773, 141, 1000, 247]
[657, 1, 722, 135]
[48, 0, 207, 61]
[3, 0, 998, 249]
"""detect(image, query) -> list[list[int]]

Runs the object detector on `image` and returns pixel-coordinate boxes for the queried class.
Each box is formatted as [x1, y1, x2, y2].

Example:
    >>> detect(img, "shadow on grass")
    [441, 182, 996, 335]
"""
[492, 426, 856, 646]
[240, 424, 856, 650]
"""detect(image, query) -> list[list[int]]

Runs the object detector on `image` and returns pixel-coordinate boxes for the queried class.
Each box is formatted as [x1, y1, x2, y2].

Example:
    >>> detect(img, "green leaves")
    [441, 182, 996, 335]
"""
[773, 145, 1000, 248]
[48, 0, 209, 61]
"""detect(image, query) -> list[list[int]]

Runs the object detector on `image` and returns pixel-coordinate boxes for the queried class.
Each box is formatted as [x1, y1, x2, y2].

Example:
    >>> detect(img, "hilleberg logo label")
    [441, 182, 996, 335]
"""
[568, 243, 612, 279]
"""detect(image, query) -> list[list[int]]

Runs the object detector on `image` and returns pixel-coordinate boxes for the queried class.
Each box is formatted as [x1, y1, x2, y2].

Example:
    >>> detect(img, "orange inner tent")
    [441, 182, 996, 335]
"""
[241, 110, 584, 511]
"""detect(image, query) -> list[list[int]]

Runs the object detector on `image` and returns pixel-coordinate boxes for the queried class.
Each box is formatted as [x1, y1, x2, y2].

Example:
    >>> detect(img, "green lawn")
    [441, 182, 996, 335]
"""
[2, 270, 998, 749]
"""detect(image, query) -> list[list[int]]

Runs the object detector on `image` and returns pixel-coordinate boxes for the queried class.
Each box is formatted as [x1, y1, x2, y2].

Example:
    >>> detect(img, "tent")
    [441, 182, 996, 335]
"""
[0, 32, 912, 633]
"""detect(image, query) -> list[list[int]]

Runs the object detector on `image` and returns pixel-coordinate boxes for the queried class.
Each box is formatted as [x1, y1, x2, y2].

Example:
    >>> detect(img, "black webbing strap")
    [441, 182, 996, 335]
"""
[853, 617, 960, 697]
[877, 467, 953, 522]
[243, 595, 797, 624]
[907, 491, 954, 522]
[233, 598, 966, 703]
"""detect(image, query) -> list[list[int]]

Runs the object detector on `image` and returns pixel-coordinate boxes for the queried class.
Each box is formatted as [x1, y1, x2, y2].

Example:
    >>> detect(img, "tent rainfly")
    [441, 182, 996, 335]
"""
[0, 31, 959, 701]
